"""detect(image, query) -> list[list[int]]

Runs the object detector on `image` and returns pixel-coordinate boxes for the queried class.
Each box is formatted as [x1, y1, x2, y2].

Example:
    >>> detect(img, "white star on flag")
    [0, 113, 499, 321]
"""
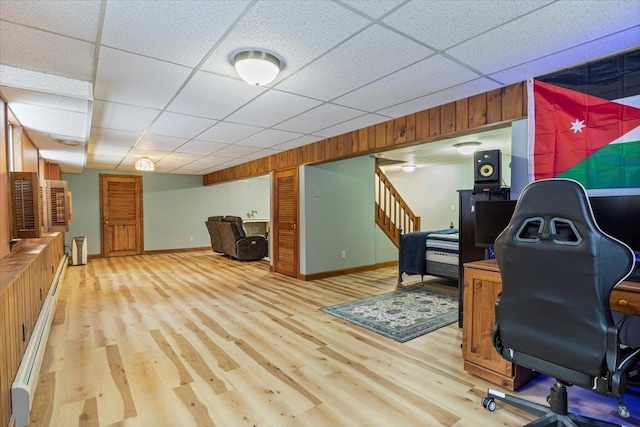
[570, 118, 585, 134]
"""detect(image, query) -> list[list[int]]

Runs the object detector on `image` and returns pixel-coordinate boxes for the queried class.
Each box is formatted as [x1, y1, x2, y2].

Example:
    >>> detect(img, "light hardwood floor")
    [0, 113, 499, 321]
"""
[27, 250, 629, 427]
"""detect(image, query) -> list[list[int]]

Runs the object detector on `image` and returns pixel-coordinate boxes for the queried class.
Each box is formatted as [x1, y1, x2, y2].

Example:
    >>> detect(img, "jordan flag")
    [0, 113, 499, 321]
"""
[528, 49, 640, 189]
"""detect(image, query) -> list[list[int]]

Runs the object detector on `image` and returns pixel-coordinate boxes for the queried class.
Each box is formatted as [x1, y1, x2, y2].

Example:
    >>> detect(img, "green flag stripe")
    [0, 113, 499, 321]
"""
[558, 141, 640, 189]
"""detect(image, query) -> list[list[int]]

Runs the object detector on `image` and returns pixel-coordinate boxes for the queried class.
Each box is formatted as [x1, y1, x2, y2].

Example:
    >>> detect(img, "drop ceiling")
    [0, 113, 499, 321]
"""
[0, 1, 638, 174]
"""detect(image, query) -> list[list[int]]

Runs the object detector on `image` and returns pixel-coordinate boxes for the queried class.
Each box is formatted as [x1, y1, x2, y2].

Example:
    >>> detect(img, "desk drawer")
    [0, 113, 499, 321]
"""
[611, 286, 640, 316]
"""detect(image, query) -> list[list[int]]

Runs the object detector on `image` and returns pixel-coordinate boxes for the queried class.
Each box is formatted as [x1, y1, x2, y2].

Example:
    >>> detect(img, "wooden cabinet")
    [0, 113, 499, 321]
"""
[462, 259, 536, 390]
[0, 233, 64, 427]
[456, 189, 509, 326]
[462, 259, 640, 391]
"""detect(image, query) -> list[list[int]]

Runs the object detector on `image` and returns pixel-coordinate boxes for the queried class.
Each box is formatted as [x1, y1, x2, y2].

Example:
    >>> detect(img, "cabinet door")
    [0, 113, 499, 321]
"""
[462, 267, 512, 377]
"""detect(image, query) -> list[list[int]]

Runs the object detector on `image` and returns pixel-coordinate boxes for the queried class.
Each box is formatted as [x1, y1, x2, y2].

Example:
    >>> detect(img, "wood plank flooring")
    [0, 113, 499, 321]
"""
[28, 251, 568, 426]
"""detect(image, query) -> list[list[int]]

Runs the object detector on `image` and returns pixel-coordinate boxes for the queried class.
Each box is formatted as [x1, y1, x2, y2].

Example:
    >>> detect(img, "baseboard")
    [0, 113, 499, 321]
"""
[299, 260, 398, 281]
[144, 247, 210, 255]
[87, 247, 210, 259]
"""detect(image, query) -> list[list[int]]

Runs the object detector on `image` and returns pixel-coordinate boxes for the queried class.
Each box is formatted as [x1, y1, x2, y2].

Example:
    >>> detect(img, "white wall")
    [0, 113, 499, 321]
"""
[385, 152, 512, 230]
[300, 156, 396, 275]
[63, 169, 270, 254]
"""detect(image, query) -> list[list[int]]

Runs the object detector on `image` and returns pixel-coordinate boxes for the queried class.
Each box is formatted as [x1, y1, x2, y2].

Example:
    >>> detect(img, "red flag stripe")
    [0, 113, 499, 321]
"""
[533, 80, 640, 180]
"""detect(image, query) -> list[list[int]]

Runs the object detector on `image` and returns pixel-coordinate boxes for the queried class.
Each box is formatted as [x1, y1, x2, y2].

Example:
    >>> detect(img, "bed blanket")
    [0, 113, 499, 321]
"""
[399, 228, 458, 276]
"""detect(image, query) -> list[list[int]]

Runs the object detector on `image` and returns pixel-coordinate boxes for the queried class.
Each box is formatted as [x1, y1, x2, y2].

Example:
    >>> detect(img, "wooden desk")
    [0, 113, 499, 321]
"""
[461, 259, 639, 390]
[610, 279, 640, 316]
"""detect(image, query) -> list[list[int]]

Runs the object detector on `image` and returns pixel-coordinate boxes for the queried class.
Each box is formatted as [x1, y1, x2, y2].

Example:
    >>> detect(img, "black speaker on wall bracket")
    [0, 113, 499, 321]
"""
[473, 149, 501, 194]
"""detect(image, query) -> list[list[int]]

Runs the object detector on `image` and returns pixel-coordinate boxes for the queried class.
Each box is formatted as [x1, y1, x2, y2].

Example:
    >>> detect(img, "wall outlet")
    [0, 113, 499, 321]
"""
[189, 236, 193, 241]
[341, 250, 346, 258]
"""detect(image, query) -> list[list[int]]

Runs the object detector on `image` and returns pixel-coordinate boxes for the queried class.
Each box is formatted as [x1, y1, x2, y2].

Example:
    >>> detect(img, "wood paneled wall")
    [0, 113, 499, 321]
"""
[0, 233, 64, 427]
[203, 82, 527, 186]
[0, 101, 10, 259]
[44, 162, 61, 181]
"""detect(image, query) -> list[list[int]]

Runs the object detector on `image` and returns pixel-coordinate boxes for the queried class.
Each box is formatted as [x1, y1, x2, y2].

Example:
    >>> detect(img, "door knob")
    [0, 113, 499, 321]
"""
[292, 223, 296, 229]
[105, 220, 109, 224]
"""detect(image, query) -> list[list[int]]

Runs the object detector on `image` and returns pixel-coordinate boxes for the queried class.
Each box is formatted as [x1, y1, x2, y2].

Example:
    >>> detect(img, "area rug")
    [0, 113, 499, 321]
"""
[320, 286, 458, 343]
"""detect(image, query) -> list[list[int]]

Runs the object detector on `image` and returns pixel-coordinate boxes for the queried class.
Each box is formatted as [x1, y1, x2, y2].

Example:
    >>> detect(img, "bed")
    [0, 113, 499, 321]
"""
[398, 228, 459, 284]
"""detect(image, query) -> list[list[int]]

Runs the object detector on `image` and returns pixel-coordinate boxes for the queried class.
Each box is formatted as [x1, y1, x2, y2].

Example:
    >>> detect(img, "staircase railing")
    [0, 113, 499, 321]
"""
[374, 165, 421, 248]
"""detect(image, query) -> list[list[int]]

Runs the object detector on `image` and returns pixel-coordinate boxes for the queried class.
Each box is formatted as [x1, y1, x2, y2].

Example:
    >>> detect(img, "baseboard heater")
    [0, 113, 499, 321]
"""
[11, 255, 68, 427]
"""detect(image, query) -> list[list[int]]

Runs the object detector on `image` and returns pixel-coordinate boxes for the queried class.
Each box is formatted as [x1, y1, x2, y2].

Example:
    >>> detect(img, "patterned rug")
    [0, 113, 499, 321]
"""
[320, 286, 458, 343]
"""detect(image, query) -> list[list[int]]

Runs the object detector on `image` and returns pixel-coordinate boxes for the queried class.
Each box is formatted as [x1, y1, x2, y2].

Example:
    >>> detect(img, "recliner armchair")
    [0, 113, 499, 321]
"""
[205, 216, 224, 253]
[205, 215, 267, 261]
[482, 179, 639, 426]
[220, 215, 267, 261]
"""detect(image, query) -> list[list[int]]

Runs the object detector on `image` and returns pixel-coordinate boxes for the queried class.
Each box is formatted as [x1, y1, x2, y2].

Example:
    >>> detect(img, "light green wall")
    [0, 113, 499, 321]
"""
[62, 169, 270, 254]
[300, 156, 396, 275]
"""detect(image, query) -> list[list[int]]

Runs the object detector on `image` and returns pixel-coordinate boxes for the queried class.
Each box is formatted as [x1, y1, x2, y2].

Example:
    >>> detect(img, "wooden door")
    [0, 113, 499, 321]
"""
[100, 174, 143, 257]
[272, 168, 298, 277]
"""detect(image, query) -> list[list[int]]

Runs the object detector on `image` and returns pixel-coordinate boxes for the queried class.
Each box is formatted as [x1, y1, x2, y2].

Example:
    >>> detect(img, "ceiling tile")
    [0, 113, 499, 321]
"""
[446, 1, 640, 75]
[333, 54, 480, 112]
[490, 28, 640, 86]
[38, 149, 86, 173]
[271, 135, 323, 151]
[9, 103, 87, 139]
[126, 148, 170, 164]
[276, 25, 434, 101]
[91, 101, 160, 133]
[218, 158, 249, 168]
[94, 47, 192, 108]
[241, 148, 282, 161]
[211, 144, 261, 158]
[154, 158, 188, 169]
[26, 132, 85, 150]
[0, 86, 90, 113]
[159, 152, 203, 163]
[201, 0, 370, 81]
[87, 144, 131, 157]
[90, 127, 142, 148]
[135, 134, 187, 151]
[189, 155, 236, 167]
[0, 21, 95, 81]
[172, 164, 209, 174]
[85, 160, 121, 170]
[147, 112, 217, 139]
[175, 140, 228, 155]
[377, 78, 500, 118]
[0, 0, 101, 41]
[1, 0, 634, 175]
[167, 71, 265, 119]
[226, 90, 321, 128]
[383, 1, 551, 51]
[342, 1, 404, 19]
[0, 66, 92, 99]
[238, 129, 303, 148]
[313, 113, 390, 138]
[196, 121, 262, 143]
[274, 103, 365, 134]
[101, 1, 249, 67]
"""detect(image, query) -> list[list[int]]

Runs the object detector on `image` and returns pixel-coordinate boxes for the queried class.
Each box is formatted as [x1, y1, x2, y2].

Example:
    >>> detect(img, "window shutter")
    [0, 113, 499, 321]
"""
[10, 172, 41, 238]
[46, 180, 69, 232]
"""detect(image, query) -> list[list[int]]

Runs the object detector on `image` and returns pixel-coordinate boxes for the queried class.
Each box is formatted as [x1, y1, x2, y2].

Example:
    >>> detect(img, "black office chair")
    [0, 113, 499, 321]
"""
[482, 179, 639, 426]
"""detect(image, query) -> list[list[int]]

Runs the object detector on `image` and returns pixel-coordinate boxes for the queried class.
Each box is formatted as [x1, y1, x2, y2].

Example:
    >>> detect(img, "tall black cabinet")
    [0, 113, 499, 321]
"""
[457, 188, 509, 326]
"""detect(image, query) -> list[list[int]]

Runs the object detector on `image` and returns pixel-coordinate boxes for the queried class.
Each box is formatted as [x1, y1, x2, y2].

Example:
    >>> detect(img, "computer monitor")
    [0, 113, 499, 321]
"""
[589, 195, 640, 253]
[474, 194, 640, 253]
[474, 200, 517, 248]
